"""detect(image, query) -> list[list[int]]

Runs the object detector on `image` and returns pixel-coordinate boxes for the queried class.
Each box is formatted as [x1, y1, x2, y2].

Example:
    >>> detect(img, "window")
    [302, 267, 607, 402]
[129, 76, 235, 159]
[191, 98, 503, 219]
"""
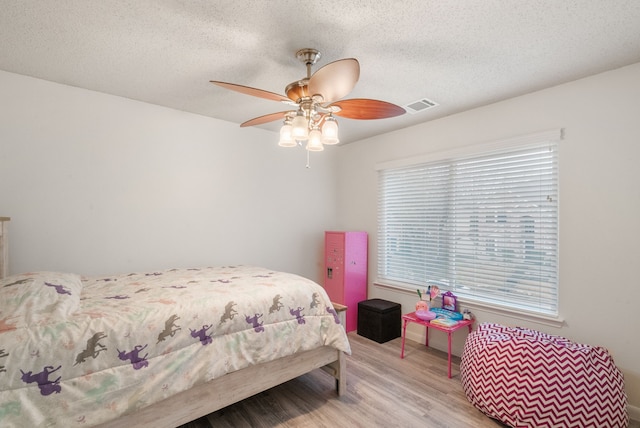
[377, 130, 560, 316]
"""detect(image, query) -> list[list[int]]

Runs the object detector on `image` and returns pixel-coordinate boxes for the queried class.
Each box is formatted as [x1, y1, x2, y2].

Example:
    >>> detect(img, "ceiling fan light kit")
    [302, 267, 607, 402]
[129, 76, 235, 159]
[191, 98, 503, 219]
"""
[291, 111, 310, 140]
[306, 129, 324, 152]
[210, 48, 405, 161]
[277, 123, 296, 148]
[321, 116, 339, 145]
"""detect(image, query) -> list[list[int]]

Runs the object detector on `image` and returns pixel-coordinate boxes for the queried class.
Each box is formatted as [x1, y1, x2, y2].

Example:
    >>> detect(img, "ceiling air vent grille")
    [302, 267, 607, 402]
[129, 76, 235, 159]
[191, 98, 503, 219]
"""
[405, 98, 439, 114]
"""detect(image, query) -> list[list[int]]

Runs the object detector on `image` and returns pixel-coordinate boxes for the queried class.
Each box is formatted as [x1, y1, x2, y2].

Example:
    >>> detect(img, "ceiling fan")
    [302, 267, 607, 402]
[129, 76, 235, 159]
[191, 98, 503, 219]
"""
[210, 48, 405, 150]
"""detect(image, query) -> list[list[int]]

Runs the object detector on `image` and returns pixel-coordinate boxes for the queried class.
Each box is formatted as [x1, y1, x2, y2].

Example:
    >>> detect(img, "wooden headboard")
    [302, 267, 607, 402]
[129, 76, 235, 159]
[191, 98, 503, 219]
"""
[0, 217, 9, 279]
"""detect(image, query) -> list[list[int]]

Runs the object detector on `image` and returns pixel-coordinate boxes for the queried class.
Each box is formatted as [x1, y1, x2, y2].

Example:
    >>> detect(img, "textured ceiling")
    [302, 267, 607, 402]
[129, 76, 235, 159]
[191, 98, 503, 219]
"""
[2, 1, 640, 144]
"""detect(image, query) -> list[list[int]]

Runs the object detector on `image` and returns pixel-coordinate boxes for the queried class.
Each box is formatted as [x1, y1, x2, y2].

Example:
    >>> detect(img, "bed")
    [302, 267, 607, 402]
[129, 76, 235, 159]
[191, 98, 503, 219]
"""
[0, 219, 350, 427]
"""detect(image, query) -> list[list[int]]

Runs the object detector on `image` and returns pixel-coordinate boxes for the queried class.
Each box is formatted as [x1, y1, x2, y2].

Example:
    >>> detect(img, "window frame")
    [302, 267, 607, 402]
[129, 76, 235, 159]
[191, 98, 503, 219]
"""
[375, 129, 562, 319]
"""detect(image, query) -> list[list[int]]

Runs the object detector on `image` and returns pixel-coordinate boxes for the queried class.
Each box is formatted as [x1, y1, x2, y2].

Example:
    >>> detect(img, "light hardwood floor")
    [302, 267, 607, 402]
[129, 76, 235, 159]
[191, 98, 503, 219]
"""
[178, 332, 638, 428]
[178, 332, 504, 427]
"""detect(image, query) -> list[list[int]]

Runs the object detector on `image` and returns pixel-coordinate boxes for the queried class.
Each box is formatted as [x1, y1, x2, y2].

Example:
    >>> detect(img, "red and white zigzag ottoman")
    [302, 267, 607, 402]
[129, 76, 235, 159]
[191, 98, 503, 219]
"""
[460, 323, 628, 428]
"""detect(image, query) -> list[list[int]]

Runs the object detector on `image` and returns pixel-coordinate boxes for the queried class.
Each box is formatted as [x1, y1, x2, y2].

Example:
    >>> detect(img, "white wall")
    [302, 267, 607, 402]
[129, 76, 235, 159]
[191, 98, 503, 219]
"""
[336, 62, 640, 413]
[0, 70, 340, 283]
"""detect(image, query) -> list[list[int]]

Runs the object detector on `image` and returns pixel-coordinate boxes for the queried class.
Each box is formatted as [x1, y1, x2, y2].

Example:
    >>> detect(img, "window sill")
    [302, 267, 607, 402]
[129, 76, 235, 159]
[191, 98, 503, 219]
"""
[373, 280, 565, 329]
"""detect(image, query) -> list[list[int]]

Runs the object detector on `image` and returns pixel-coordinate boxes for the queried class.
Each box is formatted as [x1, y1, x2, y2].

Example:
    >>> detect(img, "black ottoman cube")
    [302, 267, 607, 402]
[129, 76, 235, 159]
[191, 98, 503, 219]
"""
[357, 298, 401, 343]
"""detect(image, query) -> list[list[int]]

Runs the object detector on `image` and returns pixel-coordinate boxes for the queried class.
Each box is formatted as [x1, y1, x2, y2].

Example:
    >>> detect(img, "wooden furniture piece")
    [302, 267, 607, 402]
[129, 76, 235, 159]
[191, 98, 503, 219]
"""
[97, 346, 345, 428]
[324, 231, 367, 332]
[332, 302, 347, 327]
[0, 217, 9, 279]
[1, 265, 349, 427]
[100, 298, 347, 428]
[400, 311, 473, 378]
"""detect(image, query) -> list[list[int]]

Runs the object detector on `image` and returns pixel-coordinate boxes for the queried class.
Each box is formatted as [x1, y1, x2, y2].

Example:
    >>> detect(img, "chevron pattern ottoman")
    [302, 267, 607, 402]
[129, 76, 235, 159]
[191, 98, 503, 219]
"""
[460, 323, 628, 428]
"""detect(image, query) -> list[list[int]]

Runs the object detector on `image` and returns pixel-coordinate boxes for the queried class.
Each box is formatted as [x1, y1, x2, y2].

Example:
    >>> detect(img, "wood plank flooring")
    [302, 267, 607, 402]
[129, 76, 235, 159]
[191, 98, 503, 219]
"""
[178, 332, 505, 428]
[178, 332, 638, 428]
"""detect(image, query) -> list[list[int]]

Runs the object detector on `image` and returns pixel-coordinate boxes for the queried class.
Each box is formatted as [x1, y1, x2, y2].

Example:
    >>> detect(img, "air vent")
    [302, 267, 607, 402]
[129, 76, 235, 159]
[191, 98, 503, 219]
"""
[404, 98, 439, 114]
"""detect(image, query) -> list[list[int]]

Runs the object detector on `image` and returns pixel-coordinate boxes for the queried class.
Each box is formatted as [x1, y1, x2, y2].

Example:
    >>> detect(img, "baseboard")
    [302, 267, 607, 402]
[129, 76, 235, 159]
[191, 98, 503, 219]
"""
[629, 404, 639, 423]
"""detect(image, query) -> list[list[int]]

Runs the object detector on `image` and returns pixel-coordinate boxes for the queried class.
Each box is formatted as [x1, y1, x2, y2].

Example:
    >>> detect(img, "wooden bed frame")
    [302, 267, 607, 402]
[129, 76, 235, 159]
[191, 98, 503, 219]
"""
[0, 217, 8, 279]
[97, 346, 345, 428]
[0, 217, 348, 427]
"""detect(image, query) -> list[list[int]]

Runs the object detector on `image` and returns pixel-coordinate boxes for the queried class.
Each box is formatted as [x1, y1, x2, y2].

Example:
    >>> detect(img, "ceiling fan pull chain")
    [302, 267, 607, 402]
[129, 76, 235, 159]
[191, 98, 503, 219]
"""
[306, 149, 311, 169]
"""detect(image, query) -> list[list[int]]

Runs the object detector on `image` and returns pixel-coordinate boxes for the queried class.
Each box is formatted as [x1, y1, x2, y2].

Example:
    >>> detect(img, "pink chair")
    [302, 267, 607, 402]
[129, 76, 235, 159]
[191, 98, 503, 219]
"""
[460, 323, 628, 427]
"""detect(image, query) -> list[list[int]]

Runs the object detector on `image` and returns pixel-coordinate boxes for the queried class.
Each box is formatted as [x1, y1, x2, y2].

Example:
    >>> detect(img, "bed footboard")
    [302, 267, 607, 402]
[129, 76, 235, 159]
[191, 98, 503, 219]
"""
[95, 346, 346, 428]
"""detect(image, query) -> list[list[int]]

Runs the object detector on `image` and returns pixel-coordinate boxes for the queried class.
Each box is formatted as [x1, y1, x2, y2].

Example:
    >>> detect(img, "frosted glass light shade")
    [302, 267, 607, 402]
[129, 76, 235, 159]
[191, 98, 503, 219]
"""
[278, 124, 296, 147]
[306, 129, 324, 151]
[291, 114, 309, 140]
[321, 117, 339, 145]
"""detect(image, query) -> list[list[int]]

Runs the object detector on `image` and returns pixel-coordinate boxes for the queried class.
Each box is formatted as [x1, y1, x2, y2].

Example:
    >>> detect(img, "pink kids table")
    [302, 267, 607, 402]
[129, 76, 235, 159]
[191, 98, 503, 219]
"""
[400, 311, 474, 378]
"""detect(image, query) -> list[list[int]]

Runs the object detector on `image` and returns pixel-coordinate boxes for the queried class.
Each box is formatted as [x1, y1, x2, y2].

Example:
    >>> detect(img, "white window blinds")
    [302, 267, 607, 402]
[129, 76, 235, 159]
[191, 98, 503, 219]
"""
[377, 133, 559, 316]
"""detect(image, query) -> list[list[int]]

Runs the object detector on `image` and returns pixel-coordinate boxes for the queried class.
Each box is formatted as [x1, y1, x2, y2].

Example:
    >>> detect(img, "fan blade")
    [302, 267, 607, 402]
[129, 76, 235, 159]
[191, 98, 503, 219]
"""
[240, 111, 291, 127]
[330, 98, 406, 120]
[210, 81, 290, 103]
[308, 58, 359, 103]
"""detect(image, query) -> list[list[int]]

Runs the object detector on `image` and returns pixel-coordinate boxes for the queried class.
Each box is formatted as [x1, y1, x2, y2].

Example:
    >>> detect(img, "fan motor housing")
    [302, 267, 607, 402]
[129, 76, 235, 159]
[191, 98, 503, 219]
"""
[285, 79, 310, 102]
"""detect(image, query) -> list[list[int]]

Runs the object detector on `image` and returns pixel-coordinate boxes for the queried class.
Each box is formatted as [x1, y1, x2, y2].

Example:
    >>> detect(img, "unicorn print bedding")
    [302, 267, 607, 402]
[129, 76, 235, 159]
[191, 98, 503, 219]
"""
[0, 265, 351, 427]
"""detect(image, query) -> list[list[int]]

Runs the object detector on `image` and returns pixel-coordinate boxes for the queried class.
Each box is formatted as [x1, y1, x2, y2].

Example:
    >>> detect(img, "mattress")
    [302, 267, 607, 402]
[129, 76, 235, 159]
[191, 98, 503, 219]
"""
[0, 265, 350, 427]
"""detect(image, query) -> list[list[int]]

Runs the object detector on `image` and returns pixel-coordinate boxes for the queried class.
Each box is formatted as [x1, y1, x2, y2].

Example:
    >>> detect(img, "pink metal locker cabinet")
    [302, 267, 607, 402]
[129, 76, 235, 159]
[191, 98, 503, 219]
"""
[324, 231, 368, 332]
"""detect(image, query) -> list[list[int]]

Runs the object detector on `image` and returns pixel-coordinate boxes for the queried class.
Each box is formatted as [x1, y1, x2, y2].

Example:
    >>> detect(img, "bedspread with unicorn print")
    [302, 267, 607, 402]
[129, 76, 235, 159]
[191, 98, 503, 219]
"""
[0, 266, 351, 427]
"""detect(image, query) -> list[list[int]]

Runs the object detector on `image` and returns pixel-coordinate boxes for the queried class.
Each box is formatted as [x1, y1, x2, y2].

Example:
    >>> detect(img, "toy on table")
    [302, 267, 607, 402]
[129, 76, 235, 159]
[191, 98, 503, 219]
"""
[415, 284, 442, 317]
[430, 317, 460, 328]
[430, 307, 463, 320]
[441, 290, 457, 311]
[415, 309, 436, 321]
[415, 299, 429, 312]
[415, 287, 435, 315]
[429, 285, 440, 301]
